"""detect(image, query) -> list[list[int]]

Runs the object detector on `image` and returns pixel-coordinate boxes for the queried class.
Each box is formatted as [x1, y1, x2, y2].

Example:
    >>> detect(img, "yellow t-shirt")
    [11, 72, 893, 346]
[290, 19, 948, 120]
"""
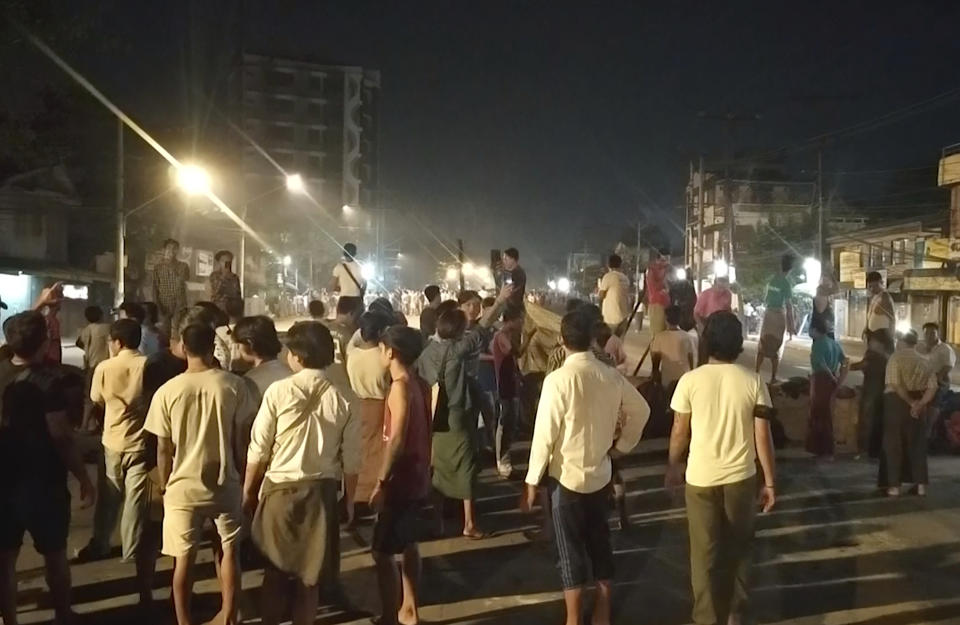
[670, 363, 772, 488]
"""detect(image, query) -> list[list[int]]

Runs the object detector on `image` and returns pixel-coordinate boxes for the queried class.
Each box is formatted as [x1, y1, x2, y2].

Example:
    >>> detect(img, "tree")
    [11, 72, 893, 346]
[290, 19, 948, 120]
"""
[736, 215, 816, 303]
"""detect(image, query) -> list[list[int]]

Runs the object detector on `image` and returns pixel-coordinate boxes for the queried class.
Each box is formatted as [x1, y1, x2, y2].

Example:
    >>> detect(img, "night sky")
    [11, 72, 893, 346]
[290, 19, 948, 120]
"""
[12, 1, 960, 283]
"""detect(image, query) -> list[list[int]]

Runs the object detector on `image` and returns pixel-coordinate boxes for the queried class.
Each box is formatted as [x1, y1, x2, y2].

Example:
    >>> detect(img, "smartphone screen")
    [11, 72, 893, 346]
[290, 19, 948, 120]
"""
[505, 276, 514, 285]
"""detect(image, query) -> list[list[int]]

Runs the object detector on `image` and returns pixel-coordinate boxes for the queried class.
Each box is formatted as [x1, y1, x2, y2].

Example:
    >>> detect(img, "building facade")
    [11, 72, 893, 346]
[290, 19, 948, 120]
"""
[828, 216, 950, 341]
[685, 169, 815, 284]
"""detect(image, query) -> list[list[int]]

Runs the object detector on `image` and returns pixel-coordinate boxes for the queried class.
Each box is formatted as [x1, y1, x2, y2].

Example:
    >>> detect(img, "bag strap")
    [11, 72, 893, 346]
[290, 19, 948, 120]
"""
[341, 263, 365, 293]
[436, 344, 452, 386]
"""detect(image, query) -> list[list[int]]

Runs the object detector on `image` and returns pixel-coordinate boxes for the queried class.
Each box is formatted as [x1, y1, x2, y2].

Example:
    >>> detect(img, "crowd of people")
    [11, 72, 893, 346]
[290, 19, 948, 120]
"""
[4, 236, 954, 625]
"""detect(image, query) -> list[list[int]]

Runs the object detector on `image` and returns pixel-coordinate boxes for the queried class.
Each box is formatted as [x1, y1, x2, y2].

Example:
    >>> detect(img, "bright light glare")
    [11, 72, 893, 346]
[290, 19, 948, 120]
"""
[728, 266, 737, 284]
[714, 258, 729, 278]
[476, 266, 492, 281]
[282, 255, 292, 267]
[445, 266, 458, 281]
[557, 277, 571, 294]
[361, 263, 376, 280]
[896, 319, 912, 335]
[286, 173, 305, 193]
[176, 164, 211, 195]
[547, 279, 558, 290]
[675, 267, 687, 281]
[462, 262, 475, 276]
[803, 257, 822, 286]
[342, 204, 354, 214]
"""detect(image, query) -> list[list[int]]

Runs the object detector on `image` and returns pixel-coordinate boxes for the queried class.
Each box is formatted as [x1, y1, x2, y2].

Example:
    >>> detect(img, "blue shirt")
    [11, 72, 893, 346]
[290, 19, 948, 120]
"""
[811, 335, 844, 375]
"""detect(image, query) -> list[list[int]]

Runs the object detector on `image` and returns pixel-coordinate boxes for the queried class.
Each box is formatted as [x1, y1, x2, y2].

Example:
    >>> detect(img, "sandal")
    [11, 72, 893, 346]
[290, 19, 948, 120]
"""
[462, 529, 490, 540]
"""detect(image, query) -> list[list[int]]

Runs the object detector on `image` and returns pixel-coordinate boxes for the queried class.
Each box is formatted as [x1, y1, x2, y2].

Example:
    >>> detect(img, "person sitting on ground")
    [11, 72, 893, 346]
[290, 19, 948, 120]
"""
[243, 321, 360, 625]
[233, 316, 290, 397]
[144, 324, 258, 625]
[308, 299, 326, 321]
[370, 326, 433, 625]
[0, 311, 95, 625]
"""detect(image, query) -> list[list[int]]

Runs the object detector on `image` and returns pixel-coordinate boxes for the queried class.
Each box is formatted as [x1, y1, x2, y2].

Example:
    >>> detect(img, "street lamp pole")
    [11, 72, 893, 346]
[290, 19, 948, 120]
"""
[239, 201, 248, 297]
[115, 117, 125, 308]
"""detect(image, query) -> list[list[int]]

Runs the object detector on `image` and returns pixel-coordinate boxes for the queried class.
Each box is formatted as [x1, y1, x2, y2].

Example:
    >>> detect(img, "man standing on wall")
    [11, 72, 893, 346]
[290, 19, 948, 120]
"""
[153, 239, 190, 332]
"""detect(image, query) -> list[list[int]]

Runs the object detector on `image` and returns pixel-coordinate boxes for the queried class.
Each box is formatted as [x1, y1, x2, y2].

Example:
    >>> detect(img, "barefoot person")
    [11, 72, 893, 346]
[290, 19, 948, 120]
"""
[243, 321, 360, 625]
[0, 311, 96, 625]
[145, 323, 258, 625]
[416, 285, 513, 539]
[370, 326, 433, 625]
[522, 309, 649, 625]
[756, 253, 796, 384]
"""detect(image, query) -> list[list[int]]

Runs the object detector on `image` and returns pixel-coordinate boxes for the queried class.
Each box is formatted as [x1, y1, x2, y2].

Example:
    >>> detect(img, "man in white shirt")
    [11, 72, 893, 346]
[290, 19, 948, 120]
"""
[865, 271, 895, 343]
[919, 322, 955, 389]
[666, 311, 777, 625]
[145, 323, 258, 625]
[522, 309, 649, 625]
[243, 321, 359, 625]
[598, 254, 631, 335]
[330, 243, 367, 316]
[650, 305, 697, 393]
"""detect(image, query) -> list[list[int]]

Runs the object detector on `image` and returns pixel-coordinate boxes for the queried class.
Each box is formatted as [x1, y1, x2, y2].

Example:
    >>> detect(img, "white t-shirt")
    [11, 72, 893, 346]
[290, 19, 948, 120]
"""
[670, 363, 772, 488]
[144, 369, 258, 508]
[332, 261, 366, 297]
[918, 341, 956, 380]
[650, 329, 697, 387]
[600, 270, 630, 325]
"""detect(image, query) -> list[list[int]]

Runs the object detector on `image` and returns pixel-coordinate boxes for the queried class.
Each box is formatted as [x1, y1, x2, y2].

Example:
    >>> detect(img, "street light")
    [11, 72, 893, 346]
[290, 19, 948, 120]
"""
[282, 255, 292, 267]
[342, 204, 354, 214]
[675, 267, 687, 281]
[285, 173, 305, 193]
[462, 261, 475, 276]
[557, 277, 571, 294]
[445, 266, 458, 282]
[548, 279, 558, 290]
[714, 258, 729, 278]
[176, 164, 211, 195]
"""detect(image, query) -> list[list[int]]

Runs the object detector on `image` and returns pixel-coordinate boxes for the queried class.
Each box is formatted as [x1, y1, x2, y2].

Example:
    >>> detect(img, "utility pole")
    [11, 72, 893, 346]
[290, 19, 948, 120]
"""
[239, 202, 247, 299]
[457, 238, 465, 292]
[114, 118, 125, 308]
[697, 155, 705, 292]
[696, 111, 761, 274]
[817, 147, 824, 260]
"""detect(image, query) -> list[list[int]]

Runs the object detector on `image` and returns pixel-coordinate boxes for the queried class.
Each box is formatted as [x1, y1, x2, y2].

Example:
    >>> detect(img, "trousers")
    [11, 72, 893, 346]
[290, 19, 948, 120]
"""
[91, 448, 150, 560]
[685, 475, 758, 625]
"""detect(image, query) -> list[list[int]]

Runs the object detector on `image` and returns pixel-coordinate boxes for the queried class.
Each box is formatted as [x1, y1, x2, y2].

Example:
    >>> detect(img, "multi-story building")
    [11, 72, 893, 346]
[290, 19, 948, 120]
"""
[232, 52, 380, 210]
[229, 53, 381, 289]
[684, 169, 815, 284]
[828, 215, 946, 340]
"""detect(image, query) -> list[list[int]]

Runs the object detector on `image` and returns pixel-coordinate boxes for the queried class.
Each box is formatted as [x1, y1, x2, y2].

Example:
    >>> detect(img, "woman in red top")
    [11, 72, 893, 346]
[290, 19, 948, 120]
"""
[370, 326, 432, 625]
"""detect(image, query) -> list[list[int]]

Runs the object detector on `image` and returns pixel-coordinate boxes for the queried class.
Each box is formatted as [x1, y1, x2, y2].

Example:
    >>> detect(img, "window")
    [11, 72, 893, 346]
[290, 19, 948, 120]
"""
[267, 124, 295, 143]
[309, 73, 326, 92]
[307, 100, 325, 118]
[893, 238, 908, 264]
[15, 213, 42, 237]
[307, 127, 324, 147]
[273, 151, 295, 168]
[307, 154, 324, 176]
[266, 70, 295, 88]
[267, 96, 295, 115]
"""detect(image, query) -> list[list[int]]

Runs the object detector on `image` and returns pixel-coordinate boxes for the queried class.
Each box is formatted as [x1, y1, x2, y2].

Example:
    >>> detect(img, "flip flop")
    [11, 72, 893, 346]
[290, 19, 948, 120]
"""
[462, 529, 490, 540]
